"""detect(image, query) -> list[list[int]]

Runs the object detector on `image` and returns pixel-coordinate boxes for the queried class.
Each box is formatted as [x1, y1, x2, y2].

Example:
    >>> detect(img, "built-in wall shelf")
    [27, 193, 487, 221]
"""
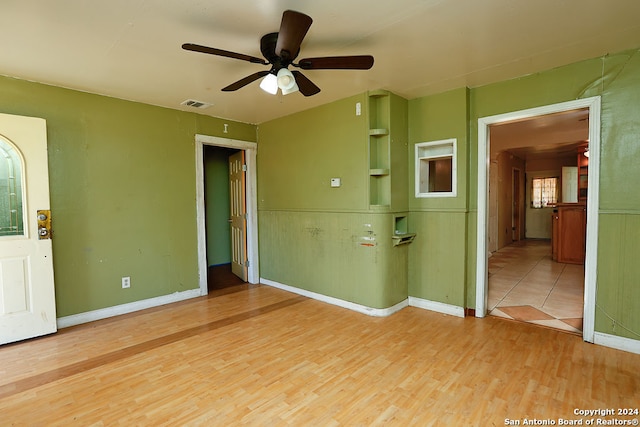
[368, 90, 391, 208]
[369, 174, 390, 207]
[393, 214, 415, 245]
[392, 233, 416, 246]
[365, 89, 407, 211]
[369, 168, 390, 176]
[368, 203, 391, 211]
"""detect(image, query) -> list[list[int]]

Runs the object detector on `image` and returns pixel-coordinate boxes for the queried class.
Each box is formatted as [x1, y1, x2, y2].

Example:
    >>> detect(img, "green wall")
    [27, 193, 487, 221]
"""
[258, 93, 408, 309]
[0, 75, 256, 317]
[259, 211, 408, 308]
[591, 50, 640, 339]
[258, 94, 369, 212]
[407, 88, 469, 307]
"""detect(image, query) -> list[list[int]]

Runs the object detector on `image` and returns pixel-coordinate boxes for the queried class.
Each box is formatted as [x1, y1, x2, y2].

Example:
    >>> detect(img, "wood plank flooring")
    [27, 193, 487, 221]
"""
[1, 285, 638, 426]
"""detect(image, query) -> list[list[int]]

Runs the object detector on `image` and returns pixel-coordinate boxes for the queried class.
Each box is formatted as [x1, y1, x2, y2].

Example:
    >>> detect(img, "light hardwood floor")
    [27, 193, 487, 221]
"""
[1, 284, 638, 426]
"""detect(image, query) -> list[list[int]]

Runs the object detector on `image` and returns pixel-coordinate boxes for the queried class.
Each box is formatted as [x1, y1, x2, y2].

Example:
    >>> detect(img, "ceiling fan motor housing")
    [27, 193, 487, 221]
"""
[261, 33, 297, 70]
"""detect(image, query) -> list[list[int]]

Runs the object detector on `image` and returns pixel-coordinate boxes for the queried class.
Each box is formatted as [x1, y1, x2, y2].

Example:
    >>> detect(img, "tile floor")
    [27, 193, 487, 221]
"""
[488, 239, 585, 334]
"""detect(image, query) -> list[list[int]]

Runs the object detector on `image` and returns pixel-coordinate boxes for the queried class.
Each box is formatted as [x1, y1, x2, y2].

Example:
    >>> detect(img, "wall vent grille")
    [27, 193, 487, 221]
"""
[181, 99, 212, 109]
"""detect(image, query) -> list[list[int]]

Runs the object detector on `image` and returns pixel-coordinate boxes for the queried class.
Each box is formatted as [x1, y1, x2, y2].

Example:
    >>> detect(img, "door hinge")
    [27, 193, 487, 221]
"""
[245, 260, 250, 267]
[242, 164, 247, 172]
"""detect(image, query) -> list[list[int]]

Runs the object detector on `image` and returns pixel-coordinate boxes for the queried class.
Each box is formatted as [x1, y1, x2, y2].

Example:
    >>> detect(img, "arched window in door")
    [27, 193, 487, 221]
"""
[0, 136, 25, 237]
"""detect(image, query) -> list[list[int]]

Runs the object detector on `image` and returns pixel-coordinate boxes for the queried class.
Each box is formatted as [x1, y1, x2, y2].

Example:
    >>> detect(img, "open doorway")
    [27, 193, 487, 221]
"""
[476, 97, 601, 343]
[195, 135, 259, 296]
[203, 145, 246, 291]
[487, 110, 588, 333]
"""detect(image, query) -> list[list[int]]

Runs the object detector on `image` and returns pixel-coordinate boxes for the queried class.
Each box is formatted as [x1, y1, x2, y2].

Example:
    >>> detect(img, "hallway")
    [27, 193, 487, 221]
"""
[488, 239, 584, 334]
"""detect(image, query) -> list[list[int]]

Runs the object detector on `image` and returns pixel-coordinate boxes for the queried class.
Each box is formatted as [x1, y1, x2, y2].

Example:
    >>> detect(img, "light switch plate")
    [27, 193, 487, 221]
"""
[330, 178, 341, 187]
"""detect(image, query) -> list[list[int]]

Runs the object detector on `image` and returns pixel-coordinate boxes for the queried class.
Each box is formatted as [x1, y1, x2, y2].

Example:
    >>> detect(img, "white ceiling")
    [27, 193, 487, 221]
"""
[491, 108, 589, 161]
[2, 0, 640, 124]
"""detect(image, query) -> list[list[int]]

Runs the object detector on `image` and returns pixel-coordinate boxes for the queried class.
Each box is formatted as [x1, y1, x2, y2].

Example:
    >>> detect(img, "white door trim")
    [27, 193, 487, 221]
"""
[475, 96, 601, 343]
[195, 134, 259, 295]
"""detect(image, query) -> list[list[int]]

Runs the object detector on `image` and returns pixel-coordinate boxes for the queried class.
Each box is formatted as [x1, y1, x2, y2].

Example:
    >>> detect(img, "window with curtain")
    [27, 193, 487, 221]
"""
[531, 177, 558, 208]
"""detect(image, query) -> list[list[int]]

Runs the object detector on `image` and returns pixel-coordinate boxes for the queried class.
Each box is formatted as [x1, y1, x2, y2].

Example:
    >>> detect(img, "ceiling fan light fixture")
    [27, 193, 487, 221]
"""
[281, 80, 299, 95]
[277, 68, 297, 91]
[260, 73, 278, 94]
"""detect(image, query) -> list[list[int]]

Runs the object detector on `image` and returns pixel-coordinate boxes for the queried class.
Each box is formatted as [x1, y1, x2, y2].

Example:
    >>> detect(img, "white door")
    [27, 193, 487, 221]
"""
[0, 113, 56, 345]
[229, 151, 248, 282]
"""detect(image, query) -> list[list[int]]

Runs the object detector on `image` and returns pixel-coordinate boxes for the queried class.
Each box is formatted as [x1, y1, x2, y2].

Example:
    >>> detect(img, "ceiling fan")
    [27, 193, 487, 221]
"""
[182, 10, 374, 96]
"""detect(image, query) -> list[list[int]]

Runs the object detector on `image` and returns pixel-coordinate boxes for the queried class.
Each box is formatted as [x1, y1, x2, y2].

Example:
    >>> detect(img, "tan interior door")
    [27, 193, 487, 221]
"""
[229, 151, 248, 282]
[0, 113, 56, 345]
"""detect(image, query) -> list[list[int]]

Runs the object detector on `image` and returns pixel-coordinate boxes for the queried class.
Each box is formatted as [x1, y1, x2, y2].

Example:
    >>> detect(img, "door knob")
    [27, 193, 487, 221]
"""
[37, 209, 52, 240]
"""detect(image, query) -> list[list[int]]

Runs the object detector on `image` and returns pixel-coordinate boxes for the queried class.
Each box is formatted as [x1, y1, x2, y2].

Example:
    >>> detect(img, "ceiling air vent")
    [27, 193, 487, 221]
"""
[181, 99, 212, 109]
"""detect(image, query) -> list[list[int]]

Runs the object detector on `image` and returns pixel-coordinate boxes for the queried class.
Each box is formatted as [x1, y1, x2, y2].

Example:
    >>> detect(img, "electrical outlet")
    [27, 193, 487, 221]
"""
[122, 276, 131, 289]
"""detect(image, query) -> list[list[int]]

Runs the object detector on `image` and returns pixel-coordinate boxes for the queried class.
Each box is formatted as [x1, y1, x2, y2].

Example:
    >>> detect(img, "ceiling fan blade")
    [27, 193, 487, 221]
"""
[275, 10, 313, 61]
[297, 55, 374, 70]
[182, 43, 268, 65]
[292, 71, 321, 97]
[222, 71, 270, 91]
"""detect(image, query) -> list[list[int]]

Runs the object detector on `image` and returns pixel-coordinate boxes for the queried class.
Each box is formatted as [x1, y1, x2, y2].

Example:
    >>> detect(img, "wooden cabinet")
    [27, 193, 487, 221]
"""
[552, 145, 588, 263]
[554, 203, 586, 264]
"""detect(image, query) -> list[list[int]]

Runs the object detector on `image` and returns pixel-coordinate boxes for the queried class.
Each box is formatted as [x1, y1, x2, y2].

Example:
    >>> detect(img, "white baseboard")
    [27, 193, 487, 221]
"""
[594, 332, 640, 355]
[260, 278, 408, 317]
[408, 296, 465, 318]
[57, 288, 203, 329]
